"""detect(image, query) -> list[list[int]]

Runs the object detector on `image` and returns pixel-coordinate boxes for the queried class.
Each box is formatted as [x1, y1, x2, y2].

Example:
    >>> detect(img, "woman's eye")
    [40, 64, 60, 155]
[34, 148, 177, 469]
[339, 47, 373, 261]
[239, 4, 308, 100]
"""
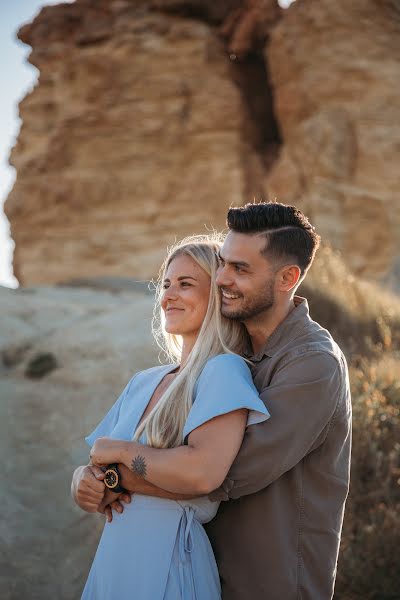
[162, 284, 170, 289]
[181, 281, 191, 287]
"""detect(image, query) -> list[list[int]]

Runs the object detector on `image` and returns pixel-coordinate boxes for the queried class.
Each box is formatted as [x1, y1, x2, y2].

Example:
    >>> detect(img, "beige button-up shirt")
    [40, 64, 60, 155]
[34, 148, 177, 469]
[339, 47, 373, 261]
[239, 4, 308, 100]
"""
[206, 296, 352, 600]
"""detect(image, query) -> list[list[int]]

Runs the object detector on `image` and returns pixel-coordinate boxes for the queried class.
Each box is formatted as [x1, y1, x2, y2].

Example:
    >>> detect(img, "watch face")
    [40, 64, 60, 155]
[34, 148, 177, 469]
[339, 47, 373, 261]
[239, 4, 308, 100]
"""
[104, 468, 118, 489]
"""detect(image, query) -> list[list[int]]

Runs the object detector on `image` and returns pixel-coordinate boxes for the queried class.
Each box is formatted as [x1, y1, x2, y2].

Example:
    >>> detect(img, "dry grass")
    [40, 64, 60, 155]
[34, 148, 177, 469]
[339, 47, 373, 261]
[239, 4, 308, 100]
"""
[300, 245, 400, 358]
[335, 359, 400, 599]
[299, 246, 400, 599]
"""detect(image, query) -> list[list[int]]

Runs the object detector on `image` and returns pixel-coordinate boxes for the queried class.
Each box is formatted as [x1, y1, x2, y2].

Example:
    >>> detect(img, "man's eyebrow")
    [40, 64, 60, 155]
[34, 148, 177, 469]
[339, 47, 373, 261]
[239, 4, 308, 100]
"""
[218, 252, 250, 269]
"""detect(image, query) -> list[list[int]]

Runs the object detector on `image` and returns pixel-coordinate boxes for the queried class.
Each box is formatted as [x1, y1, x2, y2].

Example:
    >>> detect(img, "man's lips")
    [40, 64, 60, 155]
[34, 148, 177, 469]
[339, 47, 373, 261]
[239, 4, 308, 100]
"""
[221, 290, 241, 300]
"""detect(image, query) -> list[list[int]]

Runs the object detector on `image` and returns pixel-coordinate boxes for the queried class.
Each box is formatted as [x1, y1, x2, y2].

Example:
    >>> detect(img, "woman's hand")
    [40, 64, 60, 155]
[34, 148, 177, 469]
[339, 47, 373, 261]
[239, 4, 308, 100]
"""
[89, 437, 128, 467]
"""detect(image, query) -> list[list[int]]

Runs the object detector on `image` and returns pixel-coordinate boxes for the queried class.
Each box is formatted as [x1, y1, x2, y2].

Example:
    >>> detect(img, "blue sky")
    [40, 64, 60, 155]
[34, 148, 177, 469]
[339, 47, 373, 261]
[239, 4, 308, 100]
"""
[0, 0, 293, 289]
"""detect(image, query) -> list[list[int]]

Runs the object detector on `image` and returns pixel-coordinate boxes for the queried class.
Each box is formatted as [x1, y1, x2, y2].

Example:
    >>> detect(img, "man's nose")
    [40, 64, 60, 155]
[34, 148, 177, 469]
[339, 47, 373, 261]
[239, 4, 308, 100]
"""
[216, 265, 232, 288]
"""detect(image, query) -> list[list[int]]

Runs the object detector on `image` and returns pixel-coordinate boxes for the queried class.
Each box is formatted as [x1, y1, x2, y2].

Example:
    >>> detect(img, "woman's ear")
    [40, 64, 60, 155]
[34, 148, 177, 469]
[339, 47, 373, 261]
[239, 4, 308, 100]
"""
[277, 265, 301, 292]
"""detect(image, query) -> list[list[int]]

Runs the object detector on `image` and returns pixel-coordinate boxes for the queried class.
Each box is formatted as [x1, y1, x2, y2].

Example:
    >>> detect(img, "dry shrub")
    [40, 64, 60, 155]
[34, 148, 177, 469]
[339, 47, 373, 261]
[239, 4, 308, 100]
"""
[299, 247, 400, 598]
[299, 245, 400, 358]
[335, 360, 400, 599]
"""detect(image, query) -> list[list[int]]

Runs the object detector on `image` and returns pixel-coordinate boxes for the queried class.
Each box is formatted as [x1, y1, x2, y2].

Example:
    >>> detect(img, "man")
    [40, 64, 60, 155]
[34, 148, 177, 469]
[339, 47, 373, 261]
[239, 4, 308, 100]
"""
[72, 202, 351, 599]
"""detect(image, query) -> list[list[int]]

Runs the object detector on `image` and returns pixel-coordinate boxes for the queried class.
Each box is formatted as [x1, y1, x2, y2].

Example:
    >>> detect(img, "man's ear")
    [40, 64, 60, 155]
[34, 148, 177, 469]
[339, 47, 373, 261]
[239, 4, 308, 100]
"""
[277, 265, 301, 292]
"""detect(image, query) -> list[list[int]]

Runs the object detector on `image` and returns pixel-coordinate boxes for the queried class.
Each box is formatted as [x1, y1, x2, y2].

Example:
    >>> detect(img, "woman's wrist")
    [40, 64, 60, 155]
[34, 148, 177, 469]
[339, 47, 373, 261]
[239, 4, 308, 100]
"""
[119, 440, 138, 468]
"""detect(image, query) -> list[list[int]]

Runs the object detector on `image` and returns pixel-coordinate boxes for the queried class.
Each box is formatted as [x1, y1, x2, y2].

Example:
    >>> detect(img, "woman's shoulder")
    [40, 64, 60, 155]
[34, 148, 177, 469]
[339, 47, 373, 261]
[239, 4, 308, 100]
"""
[200, 353, 252, 380]
[204, 352, 249, 369]
[129, 363, 176, 386]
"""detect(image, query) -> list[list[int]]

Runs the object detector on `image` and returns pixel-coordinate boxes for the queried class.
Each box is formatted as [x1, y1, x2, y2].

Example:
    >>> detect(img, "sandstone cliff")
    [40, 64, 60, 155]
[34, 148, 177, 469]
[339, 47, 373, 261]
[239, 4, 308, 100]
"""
[6, 0, 400, 288]
[4, 0, 400, 286]
[265, 0, 400, 287]
[5, 0, 279, 285]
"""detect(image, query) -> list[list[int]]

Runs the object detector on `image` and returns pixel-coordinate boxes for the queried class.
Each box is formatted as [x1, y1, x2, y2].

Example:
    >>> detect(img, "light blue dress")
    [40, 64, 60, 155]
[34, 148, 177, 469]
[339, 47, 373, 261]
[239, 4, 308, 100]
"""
[82, 354, 270, 600]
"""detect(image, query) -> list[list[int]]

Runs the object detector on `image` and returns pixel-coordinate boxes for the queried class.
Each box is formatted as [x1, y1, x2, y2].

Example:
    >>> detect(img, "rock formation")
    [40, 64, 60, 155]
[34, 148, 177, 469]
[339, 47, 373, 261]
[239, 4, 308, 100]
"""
[5, 0, 279, 285]
[4, 0, 400, 288]
[265, 0, 400, 287]
[1, 282, 157, 600]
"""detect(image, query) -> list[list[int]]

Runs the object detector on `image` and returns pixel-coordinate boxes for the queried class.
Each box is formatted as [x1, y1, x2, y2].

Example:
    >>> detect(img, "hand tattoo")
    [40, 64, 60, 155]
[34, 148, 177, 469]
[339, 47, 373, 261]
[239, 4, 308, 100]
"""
[131, 455, 147, 478]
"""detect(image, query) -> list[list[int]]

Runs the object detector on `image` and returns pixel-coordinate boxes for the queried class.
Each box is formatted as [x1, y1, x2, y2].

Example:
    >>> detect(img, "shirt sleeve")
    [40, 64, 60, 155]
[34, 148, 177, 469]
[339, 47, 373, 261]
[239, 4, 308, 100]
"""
[208, 351, 345, 502]
[85, 374, 138, 447]
[183, 354, 270, 443]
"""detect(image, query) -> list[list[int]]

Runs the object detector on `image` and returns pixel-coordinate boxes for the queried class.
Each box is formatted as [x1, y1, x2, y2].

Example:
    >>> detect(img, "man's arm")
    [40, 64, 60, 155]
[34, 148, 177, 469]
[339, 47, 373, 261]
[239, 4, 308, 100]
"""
[209, 351, 346, 502]
[71, 464, 106, 511]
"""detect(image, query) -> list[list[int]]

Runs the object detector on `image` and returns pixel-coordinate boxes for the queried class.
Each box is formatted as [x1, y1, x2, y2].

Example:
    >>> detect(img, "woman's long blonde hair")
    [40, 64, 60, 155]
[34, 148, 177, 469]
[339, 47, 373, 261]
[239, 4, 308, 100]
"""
[134, 233, 248, 448]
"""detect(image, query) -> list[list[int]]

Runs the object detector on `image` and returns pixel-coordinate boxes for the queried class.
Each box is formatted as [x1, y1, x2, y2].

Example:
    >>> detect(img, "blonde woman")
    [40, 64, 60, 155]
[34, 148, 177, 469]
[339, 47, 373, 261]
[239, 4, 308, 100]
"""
[73, 235, 269, 600]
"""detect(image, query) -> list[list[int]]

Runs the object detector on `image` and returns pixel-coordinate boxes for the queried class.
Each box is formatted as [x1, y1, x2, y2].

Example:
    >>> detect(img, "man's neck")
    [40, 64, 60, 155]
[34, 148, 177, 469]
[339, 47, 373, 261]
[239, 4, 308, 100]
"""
[245, 298, 296, 356]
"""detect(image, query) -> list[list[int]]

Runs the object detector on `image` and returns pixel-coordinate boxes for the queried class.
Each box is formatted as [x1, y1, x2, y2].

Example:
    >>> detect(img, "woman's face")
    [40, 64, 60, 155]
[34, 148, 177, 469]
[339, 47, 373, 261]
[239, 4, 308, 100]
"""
[161, 253, 211, 340]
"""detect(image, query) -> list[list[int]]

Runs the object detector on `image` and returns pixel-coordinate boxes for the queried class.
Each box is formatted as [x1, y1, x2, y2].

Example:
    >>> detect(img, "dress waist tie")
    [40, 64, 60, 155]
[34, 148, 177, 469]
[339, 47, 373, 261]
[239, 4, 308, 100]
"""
[178, 506, 196, 599]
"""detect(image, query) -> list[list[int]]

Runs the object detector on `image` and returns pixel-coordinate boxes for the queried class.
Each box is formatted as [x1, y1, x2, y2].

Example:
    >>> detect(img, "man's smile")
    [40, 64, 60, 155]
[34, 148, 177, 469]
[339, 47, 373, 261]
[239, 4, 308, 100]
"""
[221, 290, 241, 300]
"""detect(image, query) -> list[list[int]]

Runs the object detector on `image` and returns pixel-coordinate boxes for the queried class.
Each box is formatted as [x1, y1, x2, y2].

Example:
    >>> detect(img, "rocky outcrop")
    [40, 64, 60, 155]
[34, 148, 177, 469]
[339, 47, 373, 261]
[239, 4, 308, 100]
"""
[4, 0, 400, 289]
[265, 0, 400, 287]
[0, 282, 157, 599]
[6, 0, 279, 285]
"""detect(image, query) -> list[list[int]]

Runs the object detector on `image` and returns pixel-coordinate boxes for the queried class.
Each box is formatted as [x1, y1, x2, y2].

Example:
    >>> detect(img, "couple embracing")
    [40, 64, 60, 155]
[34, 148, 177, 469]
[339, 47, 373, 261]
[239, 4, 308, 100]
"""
[71, 201, 352, 600]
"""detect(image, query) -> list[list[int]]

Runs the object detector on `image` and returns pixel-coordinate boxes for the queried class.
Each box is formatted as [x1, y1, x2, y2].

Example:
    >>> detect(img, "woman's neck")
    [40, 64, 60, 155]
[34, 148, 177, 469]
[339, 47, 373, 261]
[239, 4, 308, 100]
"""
[180, 335, 196, 369]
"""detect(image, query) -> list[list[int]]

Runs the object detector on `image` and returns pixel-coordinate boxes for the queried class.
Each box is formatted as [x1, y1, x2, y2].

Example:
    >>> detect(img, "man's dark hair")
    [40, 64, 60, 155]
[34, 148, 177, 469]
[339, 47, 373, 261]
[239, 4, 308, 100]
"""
[227, 202, 321, 276]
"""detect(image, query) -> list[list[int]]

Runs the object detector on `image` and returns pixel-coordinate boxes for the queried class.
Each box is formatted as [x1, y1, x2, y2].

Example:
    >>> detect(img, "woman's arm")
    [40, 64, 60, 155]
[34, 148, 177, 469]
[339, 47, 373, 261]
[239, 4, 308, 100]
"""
[90, 408, 248, 496]
[117, 464, 199, 499]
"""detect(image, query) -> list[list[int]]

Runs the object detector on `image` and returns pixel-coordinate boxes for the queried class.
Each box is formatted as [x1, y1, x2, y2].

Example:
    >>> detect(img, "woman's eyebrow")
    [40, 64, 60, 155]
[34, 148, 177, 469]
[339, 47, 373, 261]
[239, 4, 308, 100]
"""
[163, 276, 197, 283]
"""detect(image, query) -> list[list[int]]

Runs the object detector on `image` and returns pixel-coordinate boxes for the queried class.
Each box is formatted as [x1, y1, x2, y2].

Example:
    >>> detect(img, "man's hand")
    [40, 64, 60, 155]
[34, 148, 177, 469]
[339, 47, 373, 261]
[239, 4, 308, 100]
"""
[71, 464, 106, 512]
[97, 488, 132, 523]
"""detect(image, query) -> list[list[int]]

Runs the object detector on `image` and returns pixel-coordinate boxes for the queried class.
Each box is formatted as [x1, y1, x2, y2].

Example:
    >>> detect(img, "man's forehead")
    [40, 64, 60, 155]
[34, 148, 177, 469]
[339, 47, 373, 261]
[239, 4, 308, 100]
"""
[221, 230, 266, 259]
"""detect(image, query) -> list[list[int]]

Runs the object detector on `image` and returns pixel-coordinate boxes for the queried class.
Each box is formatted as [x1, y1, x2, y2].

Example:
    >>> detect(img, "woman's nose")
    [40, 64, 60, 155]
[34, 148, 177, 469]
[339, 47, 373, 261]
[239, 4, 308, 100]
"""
[163, 285, 179, 301]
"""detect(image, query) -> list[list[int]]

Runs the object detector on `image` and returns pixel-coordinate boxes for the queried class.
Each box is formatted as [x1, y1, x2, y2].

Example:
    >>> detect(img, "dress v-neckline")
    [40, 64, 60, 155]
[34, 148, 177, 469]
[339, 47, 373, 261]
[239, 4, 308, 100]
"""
[132, 364, 178, 438]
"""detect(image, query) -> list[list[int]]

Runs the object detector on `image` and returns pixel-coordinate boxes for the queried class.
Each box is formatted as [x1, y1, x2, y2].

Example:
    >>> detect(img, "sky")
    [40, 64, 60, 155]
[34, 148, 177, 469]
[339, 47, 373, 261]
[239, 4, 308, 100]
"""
[0, 0, 294, 289]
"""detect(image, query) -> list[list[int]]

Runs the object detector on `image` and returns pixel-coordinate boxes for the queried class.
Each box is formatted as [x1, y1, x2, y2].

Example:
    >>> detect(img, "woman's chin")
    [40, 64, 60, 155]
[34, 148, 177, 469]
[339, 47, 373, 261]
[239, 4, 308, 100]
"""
[164, 325, 182, 335]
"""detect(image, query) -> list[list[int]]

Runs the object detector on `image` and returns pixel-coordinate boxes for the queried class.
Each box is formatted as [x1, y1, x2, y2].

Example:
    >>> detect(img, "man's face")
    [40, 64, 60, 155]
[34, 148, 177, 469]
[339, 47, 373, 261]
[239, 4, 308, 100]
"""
[216, 230, 277, 322]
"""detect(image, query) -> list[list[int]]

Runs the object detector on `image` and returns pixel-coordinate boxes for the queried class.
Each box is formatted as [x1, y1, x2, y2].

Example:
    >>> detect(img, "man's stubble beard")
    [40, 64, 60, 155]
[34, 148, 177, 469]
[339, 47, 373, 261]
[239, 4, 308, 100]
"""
[220, 280, 275, 322]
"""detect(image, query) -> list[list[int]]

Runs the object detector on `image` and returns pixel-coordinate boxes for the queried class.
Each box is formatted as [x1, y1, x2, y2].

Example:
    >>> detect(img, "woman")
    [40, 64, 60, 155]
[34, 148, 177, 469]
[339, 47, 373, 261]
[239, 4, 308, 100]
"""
[73, 235, 269, 599]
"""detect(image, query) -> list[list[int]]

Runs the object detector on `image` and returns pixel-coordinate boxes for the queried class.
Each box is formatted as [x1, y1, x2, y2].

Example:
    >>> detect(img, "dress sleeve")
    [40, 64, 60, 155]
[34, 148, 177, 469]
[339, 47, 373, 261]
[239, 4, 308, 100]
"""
[183, 354, 270, 442]
[85, 374, 138, 447]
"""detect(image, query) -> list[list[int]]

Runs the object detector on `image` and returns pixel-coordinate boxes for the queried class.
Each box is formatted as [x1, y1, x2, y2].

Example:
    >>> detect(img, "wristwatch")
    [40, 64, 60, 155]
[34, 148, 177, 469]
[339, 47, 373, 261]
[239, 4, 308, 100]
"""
[103, 463, 126, 494]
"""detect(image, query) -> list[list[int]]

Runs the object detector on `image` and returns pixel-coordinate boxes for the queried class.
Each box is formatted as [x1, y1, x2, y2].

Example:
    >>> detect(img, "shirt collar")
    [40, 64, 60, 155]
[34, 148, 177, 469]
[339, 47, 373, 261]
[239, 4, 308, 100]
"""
[247, 296, 310, 362]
